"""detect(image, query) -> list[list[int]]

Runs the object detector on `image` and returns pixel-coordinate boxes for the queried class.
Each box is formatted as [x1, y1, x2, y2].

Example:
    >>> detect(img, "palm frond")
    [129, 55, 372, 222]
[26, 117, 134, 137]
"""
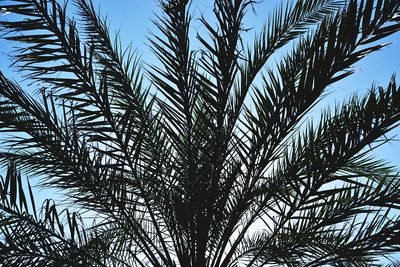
[242, 77, 400, 266]
[1, 0, 400, 266]
[0, 164, 109, 267]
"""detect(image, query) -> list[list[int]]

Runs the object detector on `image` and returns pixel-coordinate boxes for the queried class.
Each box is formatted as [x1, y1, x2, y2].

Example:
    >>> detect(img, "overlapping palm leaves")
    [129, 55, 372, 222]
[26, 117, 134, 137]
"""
[1, 0, 400, 266]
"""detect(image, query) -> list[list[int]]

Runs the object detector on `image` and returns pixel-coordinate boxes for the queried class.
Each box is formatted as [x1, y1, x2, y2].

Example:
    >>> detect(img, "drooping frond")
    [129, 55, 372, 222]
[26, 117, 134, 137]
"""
[237, 78, 400, 266]
[0, 164, 109, 267]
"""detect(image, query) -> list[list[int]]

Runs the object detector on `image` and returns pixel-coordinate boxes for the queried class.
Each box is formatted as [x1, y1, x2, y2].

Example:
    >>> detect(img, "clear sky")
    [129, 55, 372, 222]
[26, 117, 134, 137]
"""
[92, 0, 400, 165]
[1, 0, 400, 215]
[3, 0, 399, 160]
[0, 1, 400, 264]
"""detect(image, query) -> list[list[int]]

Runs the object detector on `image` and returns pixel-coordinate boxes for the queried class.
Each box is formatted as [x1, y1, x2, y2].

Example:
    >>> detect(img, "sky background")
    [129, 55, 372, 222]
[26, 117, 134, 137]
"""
[87, 0, 400, 165]
[0, 0, 400, 264]
[1, 0, 399, 167]
[1, 0, 400, 245]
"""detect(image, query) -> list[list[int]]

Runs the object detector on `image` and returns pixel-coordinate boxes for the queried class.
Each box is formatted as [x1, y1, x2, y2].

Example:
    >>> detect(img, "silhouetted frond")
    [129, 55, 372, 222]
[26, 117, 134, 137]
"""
[1, 0, 400, 266]
[0, 164, 109, 266]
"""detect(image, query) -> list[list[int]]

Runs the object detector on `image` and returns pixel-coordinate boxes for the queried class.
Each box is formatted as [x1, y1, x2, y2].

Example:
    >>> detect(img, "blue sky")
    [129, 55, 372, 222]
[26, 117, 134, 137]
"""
[1, 0, 400, 207]
[0, 0, 400, 264]
[2, 0, 399, 163]
[91, 0, 400, 165]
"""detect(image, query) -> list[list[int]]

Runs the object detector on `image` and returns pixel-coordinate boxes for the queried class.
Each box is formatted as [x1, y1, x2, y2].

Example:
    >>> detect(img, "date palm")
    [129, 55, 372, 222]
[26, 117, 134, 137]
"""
[1, 0, 400, 266]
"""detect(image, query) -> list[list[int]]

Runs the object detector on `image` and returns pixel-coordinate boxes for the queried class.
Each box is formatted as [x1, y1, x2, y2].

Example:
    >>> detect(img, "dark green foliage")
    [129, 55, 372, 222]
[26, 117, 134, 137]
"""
[0, 0, 400, 266]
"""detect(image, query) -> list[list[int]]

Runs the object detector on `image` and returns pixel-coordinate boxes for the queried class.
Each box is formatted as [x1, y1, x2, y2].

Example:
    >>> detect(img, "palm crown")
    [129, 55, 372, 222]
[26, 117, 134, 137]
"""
[1, 0, 400, 266]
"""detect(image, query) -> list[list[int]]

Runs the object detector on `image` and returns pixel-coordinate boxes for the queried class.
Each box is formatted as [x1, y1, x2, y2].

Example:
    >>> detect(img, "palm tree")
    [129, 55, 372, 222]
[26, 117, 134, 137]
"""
[1, 0, 400, 265]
